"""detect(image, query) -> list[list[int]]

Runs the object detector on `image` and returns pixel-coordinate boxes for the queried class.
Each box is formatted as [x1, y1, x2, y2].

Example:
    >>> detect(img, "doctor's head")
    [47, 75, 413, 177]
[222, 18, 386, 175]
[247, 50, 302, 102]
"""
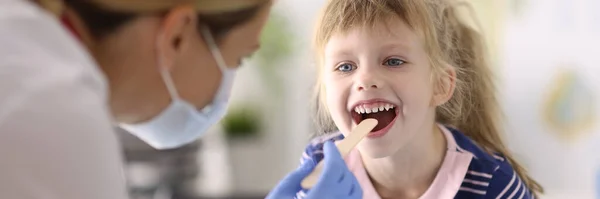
[51, 0, 272, 124]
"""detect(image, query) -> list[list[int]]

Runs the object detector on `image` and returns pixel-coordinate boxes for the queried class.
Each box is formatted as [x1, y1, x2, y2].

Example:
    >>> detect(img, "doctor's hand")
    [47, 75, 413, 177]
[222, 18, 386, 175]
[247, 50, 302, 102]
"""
[265, 141, 363, 199]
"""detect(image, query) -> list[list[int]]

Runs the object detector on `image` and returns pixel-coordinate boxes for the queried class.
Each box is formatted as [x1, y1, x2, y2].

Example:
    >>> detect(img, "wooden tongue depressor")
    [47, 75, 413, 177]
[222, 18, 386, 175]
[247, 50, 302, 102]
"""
[300, 118, 378, 189]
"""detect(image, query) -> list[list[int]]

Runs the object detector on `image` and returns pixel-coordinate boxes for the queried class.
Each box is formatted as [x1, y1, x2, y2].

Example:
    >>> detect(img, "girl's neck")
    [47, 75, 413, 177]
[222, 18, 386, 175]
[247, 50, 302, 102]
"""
[362, 123, 447, 199]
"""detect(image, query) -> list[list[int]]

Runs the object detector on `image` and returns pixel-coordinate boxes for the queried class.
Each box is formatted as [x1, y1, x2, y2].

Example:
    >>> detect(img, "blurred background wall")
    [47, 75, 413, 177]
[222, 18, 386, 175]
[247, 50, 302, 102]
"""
[500, 0, 600, 198]
[121, 0, 600, 198]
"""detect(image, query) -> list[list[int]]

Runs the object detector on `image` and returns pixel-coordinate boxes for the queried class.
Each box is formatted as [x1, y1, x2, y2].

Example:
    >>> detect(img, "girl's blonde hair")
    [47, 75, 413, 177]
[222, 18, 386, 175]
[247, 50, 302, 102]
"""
[311, 0, 543, 196]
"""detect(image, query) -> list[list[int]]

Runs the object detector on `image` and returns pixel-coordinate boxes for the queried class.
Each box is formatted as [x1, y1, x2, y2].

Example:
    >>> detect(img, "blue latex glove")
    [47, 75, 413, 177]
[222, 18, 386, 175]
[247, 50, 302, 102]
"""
[266, 141, 363, 199]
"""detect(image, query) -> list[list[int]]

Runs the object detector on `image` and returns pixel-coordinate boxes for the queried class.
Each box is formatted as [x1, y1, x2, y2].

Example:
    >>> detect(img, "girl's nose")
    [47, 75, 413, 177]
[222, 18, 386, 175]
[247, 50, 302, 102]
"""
[357, 82, 378, 91]
[355, 72, 382, 91]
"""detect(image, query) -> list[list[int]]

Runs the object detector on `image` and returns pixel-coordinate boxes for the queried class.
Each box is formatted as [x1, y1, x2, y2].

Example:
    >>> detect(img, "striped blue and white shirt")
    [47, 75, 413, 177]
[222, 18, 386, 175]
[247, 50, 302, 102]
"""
[296, 125, 535, 199]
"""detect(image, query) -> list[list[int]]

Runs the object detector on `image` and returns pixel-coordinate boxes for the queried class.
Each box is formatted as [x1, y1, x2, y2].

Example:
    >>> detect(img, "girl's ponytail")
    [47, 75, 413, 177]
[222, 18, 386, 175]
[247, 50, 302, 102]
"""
[436, 3, 544, 196]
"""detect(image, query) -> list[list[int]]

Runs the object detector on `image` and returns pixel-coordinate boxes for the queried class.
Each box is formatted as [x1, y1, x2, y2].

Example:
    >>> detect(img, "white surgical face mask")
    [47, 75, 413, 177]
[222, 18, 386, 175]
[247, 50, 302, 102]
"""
[120, 27, 237, 150]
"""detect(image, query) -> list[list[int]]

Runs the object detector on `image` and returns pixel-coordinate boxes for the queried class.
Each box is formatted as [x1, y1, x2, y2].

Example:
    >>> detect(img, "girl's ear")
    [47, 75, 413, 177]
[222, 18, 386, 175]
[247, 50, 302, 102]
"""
[432, 63, 456, 106]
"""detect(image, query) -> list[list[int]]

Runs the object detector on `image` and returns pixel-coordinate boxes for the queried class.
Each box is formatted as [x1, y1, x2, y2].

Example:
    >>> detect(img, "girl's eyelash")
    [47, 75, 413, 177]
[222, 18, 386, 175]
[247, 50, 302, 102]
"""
[335, 62, 355, 72]
[383, 57, 407, 66]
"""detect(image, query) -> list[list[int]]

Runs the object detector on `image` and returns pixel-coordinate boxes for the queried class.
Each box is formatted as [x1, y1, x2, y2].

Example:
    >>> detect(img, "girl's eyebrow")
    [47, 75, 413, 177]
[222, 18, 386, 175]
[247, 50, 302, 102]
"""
[325, 41, 413, 60]
[379, 43, 411, 53]
[326, 49, 354, 60]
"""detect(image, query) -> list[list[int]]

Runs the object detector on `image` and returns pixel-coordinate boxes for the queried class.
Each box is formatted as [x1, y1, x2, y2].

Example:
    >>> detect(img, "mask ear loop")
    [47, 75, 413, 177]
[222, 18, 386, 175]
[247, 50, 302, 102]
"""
[156, 33, 180, 100]
[199, 27, 229, 71]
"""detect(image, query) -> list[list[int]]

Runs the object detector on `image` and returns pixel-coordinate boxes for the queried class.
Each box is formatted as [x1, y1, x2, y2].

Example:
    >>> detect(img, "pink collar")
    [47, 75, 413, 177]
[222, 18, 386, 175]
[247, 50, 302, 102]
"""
[343, 124, 473, 199]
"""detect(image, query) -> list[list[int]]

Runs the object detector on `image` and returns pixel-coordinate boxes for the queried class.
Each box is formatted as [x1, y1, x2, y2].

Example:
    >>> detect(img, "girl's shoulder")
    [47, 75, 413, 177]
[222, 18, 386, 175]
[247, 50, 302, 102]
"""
[447, 127, 535, 199]
[297, 128, 536, 199]
[298, 132, 344, 165]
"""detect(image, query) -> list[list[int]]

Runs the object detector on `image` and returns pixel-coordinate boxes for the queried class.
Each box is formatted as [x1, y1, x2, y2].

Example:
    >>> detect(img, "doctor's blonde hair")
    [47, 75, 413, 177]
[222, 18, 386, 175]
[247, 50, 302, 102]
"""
[39, 0, 267, 14]
[38, 0, 270, 40]
[311, 0, 543, 196]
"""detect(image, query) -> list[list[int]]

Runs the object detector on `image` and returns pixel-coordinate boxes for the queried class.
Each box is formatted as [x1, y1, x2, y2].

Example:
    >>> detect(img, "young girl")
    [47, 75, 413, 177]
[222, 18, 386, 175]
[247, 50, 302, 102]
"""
[297, 0, 544, 198]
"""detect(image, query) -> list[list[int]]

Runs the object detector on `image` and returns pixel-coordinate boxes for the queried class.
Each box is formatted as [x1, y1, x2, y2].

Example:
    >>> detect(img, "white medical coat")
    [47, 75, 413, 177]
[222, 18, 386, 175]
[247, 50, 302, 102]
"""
[0, 0, 129, 198]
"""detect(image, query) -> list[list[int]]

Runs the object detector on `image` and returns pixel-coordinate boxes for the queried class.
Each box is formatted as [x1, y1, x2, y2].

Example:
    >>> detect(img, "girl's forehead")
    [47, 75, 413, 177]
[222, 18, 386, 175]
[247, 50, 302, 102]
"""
[324, 20, 424, 55]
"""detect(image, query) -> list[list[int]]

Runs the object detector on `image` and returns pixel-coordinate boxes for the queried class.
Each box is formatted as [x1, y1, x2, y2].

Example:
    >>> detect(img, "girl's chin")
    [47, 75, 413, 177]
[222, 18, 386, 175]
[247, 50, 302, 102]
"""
[357, 142, 398, 159]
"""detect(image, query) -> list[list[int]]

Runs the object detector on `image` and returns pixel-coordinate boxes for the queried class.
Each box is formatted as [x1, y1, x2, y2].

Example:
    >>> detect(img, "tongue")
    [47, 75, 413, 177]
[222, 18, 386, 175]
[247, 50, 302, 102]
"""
[364, 110, 396, 132]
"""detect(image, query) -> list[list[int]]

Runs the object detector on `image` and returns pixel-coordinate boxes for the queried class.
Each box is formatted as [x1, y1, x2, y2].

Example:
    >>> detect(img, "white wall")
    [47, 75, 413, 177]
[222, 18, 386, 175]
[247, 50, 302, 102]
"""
[501, 0, 600, 198]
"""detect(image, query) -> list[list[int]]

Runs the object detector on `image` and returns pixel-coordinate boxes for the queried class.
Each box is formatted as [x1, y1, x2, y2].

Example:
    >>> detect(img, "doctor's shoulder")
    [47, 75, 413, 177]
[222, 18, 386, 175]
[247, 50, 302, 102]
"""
[0, 2, 128, 199]
[0, 0, 110, 128]
[0, 0, 106, 94]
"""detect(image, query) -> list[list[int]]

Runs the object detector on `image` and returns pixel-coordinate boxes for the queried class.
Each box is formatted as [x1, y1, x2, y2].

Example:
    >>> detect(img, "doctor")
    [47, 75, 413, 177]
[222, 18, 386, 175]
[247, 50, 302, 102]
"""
[0, 0, 362, 198]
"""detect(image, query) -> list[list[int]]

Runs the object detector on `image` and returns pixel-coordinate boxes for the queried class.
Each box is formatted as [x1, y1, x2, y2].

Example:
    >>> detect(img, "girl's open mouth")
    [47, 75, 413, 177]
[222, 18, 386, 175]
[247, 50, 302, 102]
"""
[351, 102, 399, 135]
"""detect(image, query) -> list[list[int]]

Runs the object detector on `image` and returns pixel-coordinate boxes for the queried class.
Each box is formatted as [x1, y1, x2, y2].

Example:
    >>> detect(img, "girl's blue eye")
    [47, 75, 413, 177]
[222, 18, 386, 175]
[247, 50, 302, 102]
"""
[384, 58, 405, 67]
[337, 63, 355, 72]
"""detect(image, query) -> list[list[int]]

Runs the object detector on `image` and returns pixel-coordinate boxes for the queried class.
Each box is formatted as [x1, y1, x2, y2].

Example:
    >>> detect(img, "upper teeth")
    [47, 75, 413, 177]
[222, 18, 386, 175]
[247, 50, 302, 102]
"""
[354, 103, 395, 114]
